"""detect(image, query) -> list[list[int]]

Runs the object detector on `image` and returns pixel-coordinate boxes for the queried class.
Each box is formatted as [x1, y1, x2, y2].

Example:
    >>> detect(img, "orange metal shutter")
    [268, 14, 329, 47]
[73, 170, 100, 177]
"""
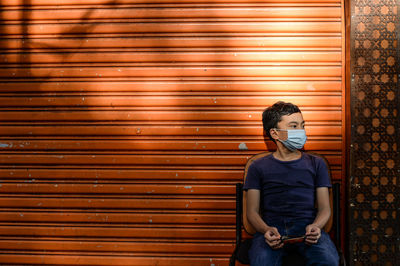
[0, 0, 346, 265]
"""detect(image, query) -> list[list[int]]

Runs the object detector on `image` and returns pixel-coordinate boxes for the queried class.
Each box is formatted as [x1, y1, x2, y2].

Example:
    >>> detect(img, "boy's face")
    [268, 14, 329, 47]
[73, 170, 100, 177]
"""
[270, 112, 305, 141]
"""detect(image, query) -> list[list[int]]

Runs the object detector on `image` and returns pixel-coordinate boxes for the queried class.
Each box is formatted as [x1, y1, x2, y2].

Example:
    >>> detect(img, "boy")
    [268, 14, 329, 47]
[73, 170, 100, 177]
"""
[244, 101, 339, 265]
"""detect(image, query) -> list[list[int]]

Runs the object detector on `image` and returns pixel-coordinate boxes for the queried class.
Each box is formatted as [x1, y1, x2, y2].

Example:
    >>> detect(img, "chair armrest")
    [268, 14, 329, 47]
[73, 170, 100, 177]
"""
[235, 183, 243, 245]
[332, 183, 341, 247]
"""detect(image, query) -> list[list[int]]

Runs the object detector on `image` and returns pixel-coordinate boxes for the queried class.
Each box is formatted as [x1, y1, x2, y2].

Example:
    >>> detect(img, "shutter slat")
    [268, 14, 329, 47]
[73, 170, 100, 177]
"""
[0, 81, 343, 92]
[0, 52, 342, 63]
[1, 0, 342, 5]
[0, 254, 229, 266]
[0, 183, 234, 195]
[0, 225, 235, 239]
[0, 125, 342, 136]
[0, 7, 342, 21]
[0, 95, 342, 107]
[0, 212, 235, 225]
[1, 22, 341, 35]
[0, 37, 342, 50]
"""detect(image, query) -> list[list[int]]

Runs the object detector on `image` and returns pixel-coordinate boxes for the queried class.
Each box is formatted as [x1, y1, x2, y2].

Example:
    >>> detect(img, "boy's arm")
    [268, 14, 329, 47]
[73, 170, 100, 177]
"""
[305, 187, 331, 244]
[313, 187, 331, 228]
[246, 189, 269, 233]
[247, 189, 283, 249]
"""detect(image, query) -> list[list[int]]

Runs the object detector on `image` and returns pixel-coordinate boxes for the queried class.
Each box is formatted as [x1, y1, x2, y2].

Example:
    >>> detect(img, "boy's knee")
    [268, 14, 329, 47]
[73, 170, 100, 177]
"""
[248, 242, 282, 265]
[304, 235, 339, 265]
[307, 248, 339, 266]
[249, 251, 269, 265]
[319, 253, 339, 266]
[250, 250, 284, 266]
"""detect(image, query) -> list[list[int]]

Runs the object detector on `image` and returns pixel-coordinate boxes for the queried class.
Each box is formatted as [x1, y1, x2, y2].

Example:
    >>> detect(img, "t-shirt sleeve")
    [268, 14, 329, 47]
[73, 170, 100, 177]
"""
[243, 162, 262, 191]
[315, 156, 332, 188]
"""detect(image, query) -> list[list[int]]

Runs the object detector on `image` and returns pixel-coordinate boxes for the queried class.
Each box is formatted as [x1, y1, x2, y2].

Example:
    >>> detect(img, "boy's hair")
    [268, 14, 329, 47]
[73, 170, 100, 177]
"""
[262, 101, 301, 141]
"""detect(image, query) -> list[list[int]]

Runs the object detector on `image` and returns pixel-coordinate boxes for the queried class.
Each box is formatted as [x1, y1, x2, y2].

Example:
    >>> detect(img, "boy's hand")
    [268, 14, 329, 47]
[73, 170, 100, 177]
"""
[264, 227, 283, 249]
[305, 224, 321, 245]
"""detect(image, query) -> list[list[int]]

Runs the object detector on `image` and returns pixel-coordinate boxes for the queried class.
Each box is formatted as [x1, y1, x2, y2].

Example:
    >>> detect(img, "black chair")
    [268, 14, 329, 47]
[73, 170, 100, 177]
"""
[229, 152, 345, 266]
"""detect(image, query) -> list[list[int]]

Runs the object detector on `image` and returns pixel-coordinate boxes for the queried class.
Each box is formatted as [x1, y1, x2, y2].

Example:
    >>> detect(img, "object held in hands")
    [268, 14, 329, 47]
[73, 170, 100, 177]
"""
[281, 235, 305, 244]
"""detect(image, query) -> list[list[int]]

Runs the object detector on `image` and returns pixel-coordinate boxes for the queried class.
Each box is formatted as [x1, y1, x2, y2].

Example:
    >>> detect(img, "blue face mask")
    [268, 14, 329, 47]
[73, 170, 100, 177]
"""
[275, 129, 307, 151]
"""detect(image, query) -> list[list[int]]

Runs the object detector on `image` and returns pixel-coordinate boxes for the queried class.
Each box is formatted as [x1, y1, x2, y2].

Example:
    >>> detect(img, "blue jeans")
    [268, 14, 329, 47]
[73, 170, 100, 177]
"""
[248, 218, 339, 266]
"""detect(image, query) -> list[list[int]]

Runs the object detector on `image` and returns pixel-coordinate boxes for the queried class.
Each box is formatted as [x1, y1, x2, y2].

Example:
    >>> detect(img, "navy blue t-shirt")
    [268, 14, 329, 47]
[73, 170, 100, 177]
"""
[243, 153, 331, 223]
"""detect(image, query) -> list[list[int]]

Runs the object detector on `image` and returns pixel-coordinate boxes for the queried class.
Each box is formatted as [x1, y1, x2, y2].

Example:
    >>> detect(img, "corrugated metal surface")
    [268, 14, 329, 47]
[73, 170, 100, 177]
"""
[0, 0, 345, 265]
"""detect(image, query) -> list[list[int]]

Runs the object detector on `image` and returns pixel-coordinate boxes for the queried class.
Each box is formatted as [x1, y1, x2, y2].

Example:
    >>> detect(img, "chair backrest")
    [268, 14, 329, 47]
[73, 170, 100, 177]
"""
[242, 152, 333, 235]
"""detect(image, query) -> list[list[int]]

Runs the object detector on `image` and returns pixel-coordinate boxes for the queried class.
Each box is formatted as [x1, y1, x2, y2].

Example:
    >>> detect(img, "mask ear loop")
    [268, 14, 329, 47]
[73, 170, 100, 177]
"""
[272, 128, 286, 142]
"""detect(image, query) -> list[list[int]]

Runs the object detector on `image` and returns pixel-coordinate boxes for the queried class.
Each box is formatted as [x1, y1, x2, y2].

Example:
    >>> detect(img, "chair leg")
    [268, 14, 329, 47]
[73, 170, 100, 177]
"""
[229, 251, 237, 266]
[229, 183, 243, 266]
[236, 183, 243, 245]
[333, 183, 341, 247]
[333, 183, 346, 266]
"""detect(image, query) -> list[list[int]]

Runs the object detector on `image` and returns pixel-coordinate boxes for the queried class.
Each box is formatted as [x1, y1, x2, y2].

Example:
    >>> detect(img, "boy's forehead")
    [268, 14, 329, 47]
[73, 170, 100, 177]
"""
[279, 112, 304, 124]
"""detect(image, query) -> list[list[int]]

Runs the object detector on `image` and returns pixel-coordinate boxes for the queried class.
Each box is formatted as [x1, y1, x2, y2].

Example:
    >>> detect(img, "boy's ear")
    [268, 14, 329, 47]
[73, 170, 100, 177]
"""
[269, 128, 279, 141]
